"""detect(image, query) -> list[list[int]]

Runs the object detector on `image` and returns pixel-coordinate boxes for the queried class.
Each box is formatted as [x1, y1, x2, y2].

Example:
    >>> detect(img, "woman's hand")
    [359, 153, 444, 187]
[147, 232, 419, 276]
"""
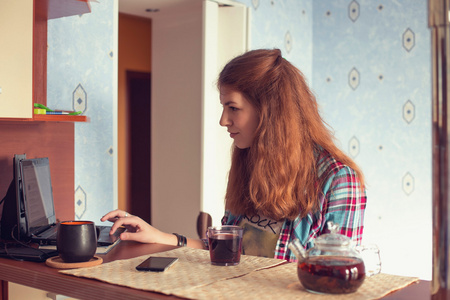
[100, 209, 175, 245]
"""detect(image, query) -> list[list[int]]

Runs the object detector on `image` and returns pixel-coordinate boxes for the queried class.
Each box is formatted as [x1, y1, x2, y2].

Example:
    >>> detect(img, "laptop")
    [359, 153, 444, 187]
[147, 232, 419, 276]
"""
[16, 156, 124, 246]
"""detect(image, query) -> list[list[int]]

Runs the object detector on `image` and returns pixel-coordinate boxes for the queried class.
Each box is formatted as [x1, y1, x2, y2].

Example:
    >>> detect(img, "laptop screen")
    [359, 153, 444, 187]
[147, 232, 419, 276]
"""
[20, 158, 56, 236]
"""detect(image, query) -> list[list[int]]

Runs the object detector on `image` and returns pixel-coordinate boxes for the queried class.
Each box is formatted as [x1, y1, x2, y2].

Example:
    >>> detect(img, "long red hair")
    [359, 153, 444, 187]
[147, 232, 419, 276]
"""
[218, 49, 365, 221]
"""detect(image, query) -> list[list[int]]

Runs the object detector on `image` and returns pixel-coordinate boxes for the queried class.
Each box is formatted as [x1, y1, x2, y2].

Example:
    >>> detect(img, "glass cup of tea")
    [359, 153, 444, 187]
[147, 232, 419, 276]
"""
[207, 225, 243, 266]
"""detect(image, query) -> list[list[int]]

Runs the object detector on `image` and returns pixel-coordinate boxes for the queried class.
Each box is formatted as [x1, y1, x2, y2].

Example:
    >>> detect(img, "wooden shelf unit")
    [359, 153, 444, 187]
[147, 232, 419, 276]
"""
[33, 114, 89, 122]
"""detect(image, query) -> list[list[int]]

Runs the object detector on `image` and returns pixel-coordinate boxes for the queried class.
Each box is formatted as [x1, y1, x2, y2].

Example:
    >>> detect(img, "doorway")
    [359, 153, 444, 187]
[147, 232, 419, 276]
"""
[126, 71, 151, 222]
[118, 13, 152, 222]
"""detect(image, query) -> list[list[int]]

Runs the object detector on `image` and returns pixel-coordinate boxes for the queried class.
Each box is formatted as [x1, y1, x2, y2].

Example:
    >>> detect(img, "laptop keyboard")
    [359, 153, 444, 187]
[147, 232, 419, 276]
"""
[32, 225, 125, 246]
[36, 226, 58, 239]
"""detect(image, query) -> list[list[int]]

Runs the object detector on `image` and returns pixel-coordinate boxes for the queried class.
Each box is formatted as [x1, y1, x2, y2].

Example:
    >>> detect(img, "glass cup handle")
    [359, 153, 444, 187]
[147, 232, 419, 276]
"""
[356, 244, 382, 277]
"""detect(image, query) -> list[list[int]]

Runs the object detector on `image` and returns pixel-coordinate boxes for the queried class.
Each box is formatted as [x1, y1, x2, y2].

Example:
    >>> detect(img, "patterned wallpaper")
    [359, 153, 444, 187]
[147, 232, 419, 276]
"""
[47, 1, 117, 222]
[313, 0, 431, 281]
[236, 0, 431, 280]
[241, 0, 313, 80]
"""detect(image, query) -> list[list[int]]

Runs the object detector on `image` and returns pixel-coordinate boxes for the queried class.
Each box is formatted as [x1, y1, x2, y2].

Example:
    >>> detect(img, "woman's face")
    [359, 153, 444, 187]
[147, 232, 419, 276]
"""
[219, 87, 259, 149]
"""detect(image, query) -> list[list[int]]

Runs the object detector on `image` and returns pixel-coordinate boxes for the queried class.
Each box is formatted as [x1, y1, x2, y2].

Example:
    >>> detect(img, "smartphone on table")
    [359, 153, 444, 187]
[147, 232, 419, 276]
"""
[136, 256, 179, 272]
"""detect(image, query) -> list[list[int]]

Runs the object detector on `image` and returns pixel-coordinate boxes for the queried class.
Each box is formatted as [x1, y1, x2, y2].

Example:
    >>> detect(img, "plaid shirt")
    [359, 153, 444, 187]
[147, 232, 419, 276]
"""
[221, 148, 367, 262]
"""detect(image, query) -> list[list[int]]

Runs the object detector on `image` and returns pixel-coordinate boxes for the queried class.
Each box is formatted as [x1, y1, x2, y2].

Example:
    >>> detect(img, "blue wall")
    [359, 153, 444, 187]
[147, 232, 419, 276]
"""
[312, 0, 431, 280]
[47, 1, 116, 222]
[241, 0, 313, 80]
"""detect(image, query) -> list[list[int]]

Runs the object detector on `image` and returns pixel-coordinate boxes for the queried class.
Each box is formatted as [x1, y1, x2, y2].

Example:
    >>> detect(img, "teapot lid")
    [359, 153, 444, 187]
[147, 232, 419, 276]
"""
[314, 221, 351, 247]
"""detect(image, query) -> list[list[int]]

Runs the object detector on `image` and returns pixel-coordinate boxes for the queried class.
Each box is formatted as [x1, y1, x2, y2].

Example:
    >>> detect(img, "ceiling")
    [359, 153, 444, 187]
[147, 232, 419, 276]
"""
[118, 0, 198, 19]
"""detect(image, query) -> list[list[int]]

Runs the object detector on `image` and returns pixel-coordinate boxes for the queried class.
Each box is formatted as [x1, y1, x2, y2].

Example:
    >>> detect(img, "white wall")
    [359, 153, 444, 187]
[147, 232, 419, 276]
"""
[201, 1, 249, 226]
[151, 0, 248, 237]
[151, 1, 204, 238]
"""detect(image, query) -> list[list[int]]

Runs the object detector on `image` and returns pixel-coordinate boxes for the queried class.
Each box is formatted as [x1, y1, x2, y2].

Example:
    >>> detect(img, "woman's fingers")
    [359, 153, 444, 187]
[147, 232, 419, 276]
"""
[101, 209, 130, 222]
[101, 210, 162, 244]
[109, 215, 139, 233]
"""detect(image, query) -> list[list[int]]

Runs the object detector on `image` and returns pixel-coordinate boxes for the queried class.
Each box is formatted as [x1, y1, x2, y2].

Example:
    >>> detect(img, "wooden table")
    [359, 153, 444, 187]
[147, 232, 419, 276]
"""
[0, 241, 432, 300]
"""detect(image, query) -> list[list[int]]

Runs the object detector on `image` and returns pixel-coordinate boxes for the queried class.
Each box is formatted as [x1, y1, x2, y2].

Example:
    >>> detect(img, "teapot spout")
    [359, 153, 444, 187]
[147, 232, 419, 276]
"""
[288, 239, 307, 262]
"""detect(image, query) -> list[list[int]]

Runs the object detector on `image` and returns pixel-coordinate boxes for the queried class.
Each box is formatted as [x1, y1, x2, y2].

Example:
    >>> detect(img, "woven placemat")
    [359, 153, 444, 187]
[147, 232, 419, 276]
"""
[60, 247, 285, 294]
[175, 262, 419, 300]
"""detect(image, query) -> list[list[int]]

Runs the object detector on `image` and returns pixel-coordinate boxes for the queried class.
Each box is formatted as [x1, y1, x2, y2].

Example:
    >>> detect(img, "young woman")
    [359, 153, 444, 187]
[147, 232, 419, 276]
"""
[101, 49, 366, 262]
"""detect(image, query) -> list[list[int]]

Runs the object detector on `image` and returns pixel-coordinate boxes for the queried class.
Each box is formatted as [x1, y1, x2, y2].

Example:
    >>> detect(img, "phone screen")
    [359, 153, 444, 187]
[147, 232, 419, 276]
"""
[136, 256, 179, 272]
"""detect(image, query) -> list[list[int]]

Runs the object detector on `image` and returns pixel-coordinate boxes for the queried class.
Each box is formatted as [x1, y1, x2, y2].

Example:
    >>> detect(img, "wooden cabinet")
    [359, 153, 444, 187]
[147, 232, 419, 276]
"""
[0, 1, 34, 118]
[0, 0, 90, 120]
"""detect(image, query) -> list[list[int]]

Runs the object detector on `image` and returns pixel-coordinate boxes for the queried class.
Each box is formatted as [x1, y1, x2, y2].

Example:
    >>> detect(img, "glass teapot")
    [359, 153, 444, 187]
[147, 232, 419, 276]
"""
[288, 221, 381, 294]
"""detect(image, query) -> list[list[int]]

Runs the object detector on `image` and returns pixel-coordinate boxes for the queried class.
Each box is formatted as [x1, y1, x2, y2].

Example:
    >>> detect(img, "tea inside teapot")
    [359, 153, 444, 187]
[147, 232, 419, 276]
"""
[288, 221, 367, 294]
[297, 255, 365, 294]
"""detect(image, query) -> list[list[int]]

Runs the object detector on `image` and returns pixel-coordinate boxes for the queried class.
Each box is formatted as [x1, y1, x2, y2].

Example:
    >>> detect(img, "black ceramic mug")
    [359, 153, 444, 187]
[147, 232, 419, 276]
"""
[57, 221, 97, 263]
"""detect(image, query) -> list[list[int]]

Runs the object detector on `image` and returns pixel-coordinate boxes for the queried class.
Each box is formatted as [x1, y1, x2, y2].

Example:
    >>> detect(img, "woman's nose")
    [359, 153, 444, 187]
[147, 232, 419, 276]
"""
[219, 110, 230, 127]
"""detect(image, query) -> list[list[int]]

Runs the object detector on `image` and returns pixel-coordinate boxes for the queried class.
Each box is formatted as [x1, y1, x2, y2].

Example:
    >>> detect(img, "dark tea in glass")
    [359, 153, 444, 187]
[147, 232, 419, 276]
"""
[207, 226, 243, 266]
[297, 256, 365, 294]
